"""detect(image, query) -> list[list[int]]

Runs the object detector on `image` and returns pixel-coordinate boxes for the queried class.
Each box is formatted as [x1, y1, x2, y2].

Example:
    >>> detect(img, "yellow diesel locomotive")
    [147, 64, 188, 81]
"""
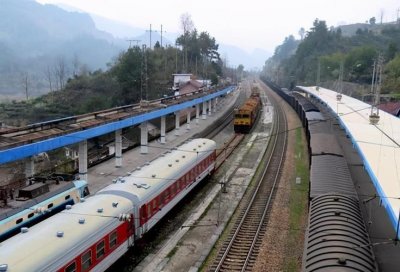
[234, 88, 261, 133]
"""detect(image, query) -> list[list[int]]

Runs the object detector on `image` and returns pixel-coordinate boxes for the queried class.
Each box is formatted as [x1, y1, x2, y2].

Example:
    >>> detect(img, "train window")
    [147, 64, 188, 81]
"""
[48, 203, 54, 209]
[243, 114, 250, 118]
[65, 195, 71, 200]
[153, 199, 157, 211]
[235, 114, 242, 118]
[147, 204, 152, 217]
[16, 218, 23, 224]
[96, 240, 105, 260]
[81, 250, 92, 271]
[65, 261, 76, 272]
[83, 187, 90, 197]
[109, 231, 118, 249]
[28, 213, 34, 218]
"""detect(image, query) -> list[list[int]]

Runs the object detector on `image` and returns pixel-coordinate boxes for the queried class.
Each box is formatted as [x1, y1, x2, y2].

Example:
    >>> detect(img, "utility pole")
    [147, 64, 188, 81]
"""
[141, 44, 148, 101]
[160, 25, 167, 48]
[369, 53, 384, 124]
[397, 8, 400, 24]
[146, 24, 152, 49]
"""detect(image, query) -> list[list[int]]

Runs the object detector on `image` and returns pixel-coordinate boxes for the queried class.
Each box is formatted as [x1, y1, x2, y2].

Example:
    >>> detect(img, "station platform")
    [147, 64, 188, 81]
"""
[298, 86, 400, 234]
[87, 88, 241, 194]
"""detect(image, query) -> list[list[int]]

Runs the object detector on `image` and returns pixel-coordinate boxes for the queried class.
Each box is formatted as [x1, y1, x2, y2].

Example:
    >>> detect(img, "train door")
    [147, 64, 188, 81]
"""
[140, 205, 148, 236]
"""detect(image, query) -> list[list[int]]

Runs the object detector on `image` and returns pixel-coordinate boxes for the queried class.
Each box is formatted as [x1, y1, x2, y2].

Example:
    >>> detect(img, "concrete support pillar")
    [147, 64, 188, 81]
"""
[25, 156, 35, 184]
[186, 110, 191, 130]
[160, 115, 166, 144]
[115, 129, 122, 168]
[208, 100, 212, 116]
[140, 121, 148, 154]
[79, 140, 88, 181]
[212, 98, 216, 113]
[195, 104, 200, 125]
[202, 101, 207, 120]
[175, 111, 180, 136]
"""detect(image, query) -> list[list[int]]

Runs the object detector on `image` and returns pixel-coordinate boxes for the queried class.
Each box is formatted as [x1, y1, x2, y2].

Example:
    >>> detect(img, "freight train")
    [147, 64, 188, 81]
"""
[233, 87, 261, 133]
[0, 138, 216, 272]
[261, 79, 377, 271]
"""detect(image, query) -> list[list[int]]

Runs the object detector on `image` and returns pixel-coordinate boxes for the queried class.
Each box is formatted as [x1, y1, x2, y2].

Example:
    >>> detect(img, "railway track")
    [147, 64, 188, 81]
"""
[208, 86, 288, 272]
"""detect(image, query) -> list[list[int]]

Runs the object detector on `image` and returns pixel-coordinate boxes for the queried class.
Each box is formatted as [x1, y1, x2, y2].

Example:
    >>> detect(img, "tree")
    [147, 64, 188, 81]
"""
[369, 17, 376, 25]
[298, 27, 305, 40]
[383, 54, 400, 93]
[180, 13, 194, 35]
[111, 47, 142, 104]
[237, 64, 244, 80]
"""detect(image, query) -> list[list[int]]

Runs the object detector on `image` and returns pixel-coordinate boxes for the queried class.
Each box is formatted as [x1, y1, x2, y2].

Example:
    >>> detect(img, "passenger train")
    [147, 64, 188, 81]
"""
[0, 180, 89, 242]
[0, 138, 216, 272]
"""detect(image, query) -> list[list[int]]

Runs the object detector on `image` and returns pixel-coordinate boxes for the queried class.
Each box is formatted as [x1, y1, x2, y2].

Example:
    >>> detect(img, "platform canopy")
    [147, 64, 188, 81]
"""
[298, 86, 400, 234]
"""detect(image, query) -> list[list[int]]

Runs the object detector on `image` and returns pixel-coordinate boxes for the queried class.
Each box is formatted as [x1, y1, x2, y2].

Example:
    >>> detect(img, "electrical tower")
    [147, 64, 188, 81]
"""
[126, 39, 141, 48]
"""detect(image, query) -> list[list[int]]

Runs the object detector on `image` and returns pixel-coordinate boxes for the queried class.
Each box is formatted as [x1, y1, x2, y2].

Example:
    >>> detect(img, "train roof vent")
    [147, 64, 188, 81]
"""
[152, 174, 156, 178]
[120, 179, 126, 183]
[127, 172, 132, 176]
[145, 162, 150, 166]
[65, 205, 72, 210]
[112, 179, 118, 183]
[203, 142, 206, 145]
[160, 154, 165, 157]
[21, 227, 29, 233]
[0, 264, 8, 271]
[112, 202, 119, 208]
[97, 208, 103, 213]
[79, 218, 85, 224]
[80, 198, 85, 202]
[182, 155, 186, 159]
[175, 159, 179, 163]
[172, 147, 177, 150]
[56, 231, 64, 238]
[133, 183, 150, 189]
[136, 166, 141, 170]
[166, 151, 171, 154]
[198, 145, 202, 148]
[193, 148, 197, 151]
[168, 164, 172, 167]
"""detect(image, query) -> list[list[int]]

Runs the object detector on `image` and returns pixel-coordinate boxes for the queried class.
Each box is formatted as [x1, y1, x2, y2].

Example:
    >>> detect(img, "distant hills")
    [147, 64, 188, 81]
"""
[0, 0, 270, 99]
[0, 0, 125, 97]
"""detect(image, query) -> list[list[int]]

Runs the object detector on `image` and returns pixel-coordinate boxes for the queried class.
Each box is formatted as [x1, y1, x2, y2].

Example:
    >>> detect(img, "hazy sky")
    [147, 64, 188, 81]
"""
[36, 0, 400, 53]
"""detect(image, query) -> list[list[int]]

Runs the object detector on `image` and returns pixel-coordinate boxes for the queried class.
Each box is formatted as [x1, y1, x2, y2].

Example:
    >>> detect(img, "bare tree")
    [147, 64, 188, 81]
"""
[180, 12, 194, 35]
[72, 53, 80, 77]
[180, 13, 195, 72]
[54, 56, 67, 90]
[20, 72, 30, 100]
[44, 65, 53, 93]
[298, 27, 305, 40]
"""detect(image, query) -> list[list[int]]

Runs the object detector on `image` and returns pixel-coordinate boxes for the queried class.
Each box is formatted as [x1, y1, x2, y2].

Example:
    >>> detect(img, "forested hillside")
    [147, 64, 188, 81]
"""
[263, 19, 400, 96]
[0, 19, 240, 126]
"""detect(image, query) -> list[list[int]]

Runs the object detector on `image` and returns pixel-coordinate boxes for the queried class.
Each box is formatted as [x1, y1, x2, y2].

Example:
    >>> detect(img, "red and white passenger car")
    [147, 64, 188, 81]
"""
[0, 138, 216, 272]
